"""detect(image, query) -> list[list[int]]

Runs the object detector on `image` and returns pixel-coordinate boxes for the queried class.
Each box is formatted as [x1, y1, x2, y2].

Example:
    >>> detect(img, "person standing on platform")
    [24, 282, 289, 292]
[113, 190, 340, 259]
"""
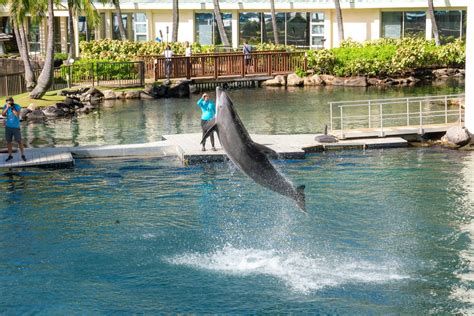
[164, 44, 174, 79]
[197, 93, 216, 151]
[2, 97, 26, 162]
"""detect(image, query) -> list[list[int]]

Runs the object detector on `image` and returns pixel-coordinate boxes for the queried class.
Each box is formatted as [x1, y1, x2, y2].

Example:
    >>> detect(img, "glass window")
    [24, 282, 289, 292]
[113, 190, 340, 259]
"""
[0, 17, 12, 34]
[462, 10, 467, 40]
[27, 18, 40, 53]
[435, 10, 463, 43]
[113, 13, 133, 40]
[381, 12, 402, 38]
[263, 12, 285, 44]
[239, 12, 262, 45]
[286, 12, 309, 47]
[78, 16, 95, 42]
[404, 11, 425, 38]
[310, 12, 325, 49]
[195, 12, 232, 46]
[134, 13, 148, 42]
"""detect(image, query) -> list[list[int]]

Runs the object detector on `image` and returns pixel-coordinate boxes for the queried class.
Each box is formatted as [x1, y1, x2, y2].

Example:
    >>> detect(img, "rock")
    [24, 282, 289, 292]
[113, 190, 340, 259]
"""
[368, 78, 384, 86]
[262, 75, 286, 87]
[43, 105, 66, 117]
[115, 91, 126, 99]
[143, 84, 153, 95]
[319, 75, 335, 85]
[20, 108, 31, 121]
[343, 76, 368, 87]
[102, 101, 115, 108]
[85, 87, 104, 98]
[26, 109, 45, 122]
[27, 103, 38, 111]
[189, 84, 198, 94]
[287, 73, 304, 86]
[168, 81, 190, 98]
[303, 74, 324, 86]
[103, 90, 117, 100]
[442, 126, 471, 146]
[124, 90, 141, 99]
[140, 92, 154, 99]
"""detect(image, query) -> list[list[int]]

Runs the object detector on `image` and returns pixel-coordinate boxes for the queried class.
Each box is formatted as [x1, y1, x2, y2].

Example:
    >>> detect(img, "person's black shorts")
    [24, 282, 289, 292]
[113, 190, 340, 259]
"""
[245, 58, 251, 65]
[5, 127, 21, 143]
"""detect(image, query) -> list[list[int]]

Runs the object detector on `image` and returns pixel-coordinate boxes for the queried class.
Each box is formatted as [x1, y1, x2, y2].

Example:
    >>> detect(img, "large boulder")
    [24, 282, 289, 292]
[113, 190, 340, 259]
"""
[20, 108, 31, 121]
[43, 105, 66, 118]
[168, 81, 190, 98]
[26, 109, 46, 122]
[342, 76, 368, 87]
[125, 90, 141, 99]
[103, 90, 117, 100]
[442, 126, 471, 147]
[85, 87, 104, 98]
[287, 73, 304, 86]
[262, 75, 286, 87]
[303, 74, 324, 86]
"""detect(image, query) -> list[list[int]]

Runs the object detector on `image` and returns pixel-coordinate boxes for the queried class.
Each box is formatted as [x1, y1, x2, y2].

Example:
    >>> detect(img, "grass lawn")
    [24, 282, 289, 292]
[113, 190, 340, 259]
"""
[1, 90, 65, 108]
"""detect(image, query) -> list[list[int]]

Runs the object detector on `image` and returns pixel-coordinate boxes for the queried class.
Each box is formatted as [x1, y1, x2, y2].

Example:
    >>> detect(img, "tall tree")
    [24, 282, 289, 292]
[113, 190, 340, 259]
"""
[213, 0, 230, 47]
[112, 0, 126, 40]
[428, 0, 440, 46]
[1, 0, 37, 90]
[270, 0, 279, 44]
[172, 0, 178, 42]
[334, 0, 344, 44]
[29, 0, 55, 99]
[66, 0, 99, 59]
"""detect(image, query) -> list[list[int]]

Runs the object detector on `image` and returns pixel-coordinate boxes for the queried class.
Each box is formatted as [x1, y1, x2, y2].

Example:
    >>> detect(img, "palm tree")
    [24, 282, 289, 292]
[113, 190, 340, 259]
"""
[172, 0, 178, 42]
[112, 0, 126, 40]
[270, 0, 279, 44]
[334, 0, 344, 44]
[213, 0, 230, 47]
[66, 0, 99, 60]
[29, 0, 55, 99]
[428, 0, 440, 46]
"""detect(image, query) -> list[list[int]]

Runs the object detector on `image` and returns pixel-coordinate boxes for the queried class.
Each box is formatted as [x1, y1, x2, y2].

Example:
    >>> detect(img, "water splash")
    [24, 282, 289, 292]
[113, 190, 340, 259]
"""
[167, 245, 408, 294]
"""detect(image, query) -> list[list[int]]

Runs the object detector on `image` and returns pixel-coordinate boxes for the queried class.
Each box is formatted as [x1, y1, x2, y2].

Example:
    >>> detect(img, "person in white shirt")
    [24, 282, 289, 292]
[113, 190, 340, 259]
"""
[185, 41, 192, 57]
[164, 45, 173, 79]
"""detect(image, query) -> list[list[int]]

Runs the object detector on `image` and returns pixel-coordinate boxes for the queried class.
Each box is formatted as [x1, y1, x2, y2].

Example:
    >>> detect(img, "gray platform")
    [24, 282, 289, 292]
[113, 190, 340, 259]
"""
[0, 150, 74, 169]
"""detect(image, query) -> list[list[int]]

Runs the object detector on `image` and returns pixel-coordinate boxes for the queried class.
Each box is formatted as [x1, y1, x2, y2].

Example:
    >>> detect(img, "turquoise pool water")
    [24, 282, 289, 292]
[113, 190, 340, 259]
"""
[1, 147, 473, 313]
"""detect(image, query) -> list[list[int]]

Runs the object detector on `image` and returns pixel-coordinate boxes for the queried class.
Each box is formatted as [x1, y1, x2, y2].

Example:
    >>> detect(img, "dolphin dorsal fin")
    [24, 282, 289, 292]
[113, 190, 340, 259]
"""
[251, 142, 277, 156]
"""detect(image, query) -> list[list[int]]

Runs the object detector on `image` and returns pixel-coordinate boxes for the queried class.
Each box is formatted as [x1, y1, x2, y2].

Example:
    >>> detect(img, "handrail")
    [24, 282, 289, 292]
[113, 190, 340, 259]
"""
[329, 94, 465, 138]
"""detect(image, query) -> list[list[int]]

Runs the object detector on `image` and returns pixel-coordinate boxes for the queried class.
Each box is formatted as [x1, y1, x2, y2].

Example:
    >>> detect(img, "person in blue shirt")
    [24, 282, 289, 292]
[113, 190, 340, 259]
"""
[2, 97, 26, 162]
[197, 93, 216, 151]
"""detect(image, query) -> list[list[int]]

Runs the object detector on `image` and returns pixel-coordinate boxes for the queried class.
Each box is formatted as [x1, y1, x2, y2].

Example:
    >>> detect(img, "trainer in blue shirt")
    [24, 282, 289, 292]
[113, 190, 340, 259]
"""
[197, 93, 216, 151]
[2, 97, 26, 162]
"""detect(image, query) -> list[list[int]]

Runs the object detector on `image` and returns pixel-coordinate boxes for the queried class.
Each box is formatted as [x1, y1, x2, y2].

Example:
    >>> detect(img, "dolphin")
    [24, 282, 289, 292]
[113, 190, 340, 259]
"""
[201, 87, 306, 212]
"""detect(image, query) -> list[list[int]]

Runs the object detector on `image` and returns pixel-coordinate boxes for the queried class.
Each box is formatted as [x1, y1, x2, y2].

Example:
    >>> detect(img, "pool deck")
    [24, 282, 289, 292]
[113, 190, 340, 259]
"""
[0, 133, 408, 169]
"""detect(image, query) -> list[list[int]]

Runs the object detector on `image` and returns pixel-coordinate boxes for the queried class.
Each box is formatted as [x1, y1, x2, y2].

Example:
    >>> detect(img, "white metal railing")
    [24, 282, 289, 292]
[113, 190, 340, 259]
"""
[329, 94, 465, 138]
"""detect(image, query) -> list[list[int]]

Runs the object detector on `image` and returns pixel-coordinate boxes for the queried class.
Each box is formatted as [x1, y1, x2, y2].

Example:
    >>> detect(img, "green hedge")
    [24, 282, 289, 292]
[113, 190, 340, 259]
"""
[307, 38, 465, 77]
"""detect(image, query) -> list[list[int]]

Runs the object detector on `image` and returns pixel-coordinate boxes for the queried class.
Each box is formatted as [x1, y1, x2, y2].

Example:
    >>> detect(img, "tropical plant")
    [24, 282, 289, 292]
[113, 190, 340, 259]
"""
[29, 0, 55, 99]
[172, 0, 179, 42]
[428, 0, 440, 46]
[334, 0, 344, 44]
[213, 0, 230, 48]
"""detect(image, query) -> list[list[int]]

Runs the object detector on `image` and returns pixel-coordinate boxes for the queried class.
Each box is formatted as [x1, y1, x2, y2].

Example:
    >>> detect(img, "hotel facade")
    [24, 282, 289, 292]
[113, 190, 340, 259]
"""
[0, 0, 469, 56]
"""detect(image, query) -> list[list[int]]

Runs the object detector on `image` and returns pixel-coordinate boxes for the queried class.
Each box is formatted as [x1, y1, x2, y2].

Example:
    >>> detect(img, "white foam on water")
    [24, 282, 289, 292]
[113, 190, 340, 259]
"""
[167, 245, 408, 294]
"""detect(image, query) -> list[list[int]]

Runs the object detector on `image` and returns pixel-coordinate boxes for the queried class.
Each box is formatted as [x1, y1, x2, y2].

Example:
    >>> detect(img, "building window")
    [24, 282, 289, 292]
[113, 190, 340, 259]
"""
[27, 17, 40, 53]
[310, 13, 325, 48]
[434, 10, 466, 43]
[134, 13, 148, 42]
[239, 12, 310, 47]
[382, 11, 425, 39]
[0, 17, 12, 34]
[195, 12, 232, 46]
[112, 13, 133, 40]
[78, 16, 95, 42]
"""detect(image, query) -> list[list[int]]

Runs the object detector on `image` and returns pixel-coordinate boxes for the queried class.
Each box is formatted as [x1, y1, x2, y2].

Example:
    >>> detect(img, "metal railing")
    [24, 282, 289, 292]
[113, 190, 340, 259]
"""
[330, 94, 465, 138]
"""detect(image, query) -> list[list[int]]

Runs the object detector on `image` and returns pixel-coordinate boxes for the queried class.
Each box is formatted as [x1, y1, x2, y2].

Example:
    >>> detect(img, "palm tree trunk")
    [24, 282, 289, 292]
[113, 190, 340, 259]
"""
[29, 0, 55, 99]
[172, 0, 179, 42]
[68, 1, 76, 59]
[213, 0, 230, 47]
[428, 0, 440, 46]
[112, 0, 127, 40]
[270, 0, 279, 44]
[12, 19, 36, 91]
[334, 0, 344, 44]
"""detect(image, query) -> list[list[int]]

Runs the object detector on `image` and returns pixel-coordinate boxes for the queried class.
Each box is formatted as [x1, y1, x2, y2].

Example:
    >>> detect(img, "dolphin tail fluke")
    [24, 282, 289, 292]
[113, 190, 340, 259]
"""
[295, 185, 306, 213]
[200, 119, 218, 145]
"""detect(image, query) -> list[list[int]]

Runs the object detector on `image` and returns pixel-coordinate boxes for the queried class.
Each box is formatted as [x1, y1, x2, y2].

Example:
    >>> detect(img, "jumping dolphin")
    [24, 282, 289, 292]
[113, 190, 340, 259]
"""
[201, 87, 306, 212]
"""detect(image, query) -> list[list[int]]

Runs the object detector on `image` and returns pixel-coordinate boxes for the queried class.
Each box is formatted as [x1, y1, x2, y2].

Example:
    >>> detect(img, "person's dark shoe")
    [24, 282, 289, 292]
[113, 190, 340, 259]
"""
[212, 147, 217, 151]
[201, 147, 206, 151]
[5, 155, 13, 162]
[21, 155, 27, 162]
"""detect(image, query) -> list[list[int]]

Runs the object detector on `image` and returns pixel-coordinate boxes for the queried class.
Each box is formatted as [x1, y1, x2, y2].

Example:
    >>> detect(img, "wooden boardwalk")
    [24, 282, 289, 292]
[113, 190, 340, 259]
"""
[0, 150, 74, 169]
[332, 122, 460, 139]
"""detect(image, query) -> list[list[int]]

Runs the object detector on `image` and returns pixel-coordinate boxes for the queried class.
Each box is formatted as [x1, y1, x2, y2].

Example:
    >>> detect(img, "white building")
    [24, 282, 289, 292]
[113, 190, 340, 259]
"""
[0, 0, 469, 56]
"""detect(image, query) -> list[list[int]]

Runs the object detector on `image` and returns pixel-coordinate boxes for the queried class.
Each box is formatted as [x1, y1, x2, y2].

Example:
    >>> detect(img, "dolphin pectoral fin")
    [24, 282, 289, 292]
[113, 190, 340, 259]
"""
[200, 119, 218, 145]
[295, 185, 306, 213]
[251, 142, 277, 156]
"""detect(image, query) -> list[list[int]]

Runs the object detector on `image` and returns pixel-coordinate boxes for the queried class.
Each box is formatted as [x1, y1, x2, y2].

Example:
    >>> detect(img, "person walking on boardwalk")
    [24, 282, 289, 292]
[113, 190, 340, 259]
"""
[243, 41, 252, 74]
[197, 93, 216, 151]
[2, 97, 26, 162]
[164, 44, 173, 79]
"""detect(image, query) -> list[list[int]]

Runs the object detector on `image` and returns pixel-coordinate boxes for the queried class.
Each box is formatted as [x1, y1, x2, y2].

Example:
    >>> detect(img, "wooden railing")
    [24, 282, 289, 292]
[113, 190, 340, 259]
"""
[151, 51, 307, 80]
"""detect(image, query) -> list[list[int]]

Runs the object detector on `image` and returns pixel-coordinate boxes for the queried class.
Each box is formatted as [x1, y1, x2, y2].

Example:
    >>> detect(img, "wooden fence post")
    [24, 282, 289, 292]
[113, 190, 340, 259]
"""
[214, 56, 219, 79]
[186, 57, 191, 79]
